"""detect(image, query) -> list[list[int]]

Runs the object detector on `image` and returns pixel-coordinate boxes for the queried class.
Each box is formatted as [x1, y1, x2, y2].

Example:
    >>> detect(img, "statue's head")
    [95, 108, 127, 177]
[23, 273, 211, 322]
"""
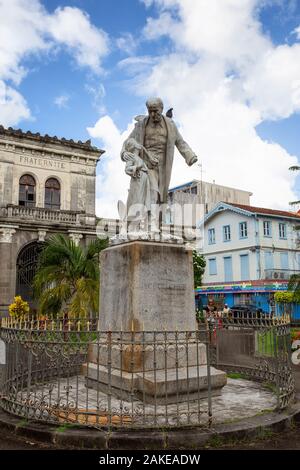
[146, 97, 164, 124]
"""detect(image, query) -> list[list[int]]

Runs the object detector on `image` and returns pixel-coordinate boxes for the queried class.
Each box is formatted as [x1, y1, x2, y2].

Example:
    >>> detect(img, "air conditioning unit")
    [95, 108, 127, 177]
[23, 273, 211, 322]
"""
[272, 271, 288, 280]
[272, 271, 280, 280]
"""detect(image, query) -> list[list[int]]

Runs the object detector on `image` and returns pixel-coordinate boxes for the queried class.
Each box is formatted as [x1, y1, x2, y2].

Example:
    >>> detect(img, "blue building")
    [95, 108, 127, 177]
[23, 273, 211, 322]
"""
[196, 202, 300, 320]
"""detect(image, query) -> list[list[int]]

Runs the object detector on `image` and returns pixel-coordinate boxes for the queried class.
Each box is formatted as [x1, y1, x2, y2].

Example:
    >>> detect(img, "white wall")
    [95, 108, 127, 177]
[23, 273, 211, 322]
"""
[202, 208, 300, 284]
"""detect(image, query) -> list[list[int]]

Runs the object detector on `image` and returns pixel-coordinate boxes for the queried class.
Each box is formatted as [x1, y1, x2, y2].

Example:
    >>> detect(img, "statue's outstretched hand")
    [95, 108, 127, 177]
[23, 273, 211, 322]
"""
[188, 155, 198, 166]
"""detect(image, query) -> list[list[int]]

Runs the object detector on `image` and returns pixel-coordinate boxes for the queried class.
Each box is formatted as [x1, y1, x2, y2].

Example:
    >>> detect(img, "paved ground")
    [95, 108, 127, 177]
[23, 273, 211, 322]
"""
[20, 375, 277, 427]
[0, 367, 299, 450]
[216, 365, 300, 450]
[0, 431, 55, 450]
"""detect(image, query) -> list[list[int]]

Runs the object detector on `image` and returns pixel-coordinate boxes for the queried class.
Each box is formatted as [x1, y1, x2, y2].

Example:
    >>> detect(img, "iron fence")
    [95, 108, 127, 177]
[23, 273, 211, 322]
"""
[0, 314, 295, 431]
[206, 314, 295, 410]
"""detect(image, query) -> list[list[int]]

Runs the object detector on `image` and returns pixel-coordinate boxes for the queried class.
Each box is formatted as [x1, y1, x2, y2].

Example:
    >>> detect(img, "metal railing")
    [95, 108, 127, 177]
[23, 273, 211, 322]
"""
[0, 313, 295, 431]
[206, 314, 294, 410]
[0, 205, 83, 225]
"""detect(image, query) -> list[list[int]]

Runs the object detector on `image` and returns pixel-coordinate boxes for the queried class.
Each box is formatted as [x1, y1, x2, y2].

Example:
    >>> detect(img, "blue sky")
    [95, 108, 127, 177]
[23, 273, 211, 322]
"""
[1, 0, 300, 216]
[16, 0, 162, 139]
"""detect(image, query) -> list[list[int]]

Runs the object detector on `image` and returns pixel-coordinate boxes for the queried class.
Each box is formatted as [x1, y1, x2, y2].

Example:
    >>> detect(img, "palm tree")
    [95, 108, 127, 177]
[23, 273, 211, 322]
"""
[33, 234, 108, 318]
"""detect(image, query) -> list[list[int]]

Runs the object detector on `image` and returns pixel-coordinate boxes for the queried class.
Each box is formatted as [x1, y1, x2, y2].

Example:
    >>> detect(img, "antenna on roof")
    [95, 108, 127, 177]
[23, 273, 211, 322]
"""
[197, 162, 205, 201]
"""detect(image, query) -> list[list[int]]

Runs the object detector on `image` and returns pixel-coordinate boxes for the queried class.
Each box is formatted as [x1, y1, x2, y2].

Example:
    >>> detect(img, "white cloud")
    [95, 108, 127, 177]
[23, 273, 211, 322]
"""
[118, 55, 159, 76]
[243, 44, 300, 119]
[54, 94, 70, 109]
[0, 80, 31, 127]
[93, 0, 298, 213]
[85, 83, 106, 114]
[0, 0, 110, 126]
[293, 24, 300, 39]
[0, 0, 48, 85]
[116, 32, 137, 55]
[47, 7, 109, 74]
[87, 116, 134, 218]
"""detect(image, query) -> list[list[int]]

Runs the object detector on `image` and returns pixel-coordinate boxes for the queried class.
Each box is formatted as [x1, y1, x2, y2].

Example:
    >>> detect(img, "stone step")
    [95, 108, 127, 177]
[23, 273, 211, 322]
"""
[83, 363, 227, 404]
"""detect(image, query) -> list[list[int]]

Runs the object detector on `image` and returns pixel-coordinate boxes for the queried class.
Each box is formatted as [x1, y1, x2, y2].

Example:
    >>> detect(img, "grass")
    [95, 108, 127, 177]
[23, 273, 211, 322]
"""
[256, 330, 276, 357]
[55, 423, 80, 432]
[255, 428, 275, 440]
[254, 408, 275, 416]
[205, 435, 224, 448]
[291, 328, 300, 342]
[262, 382, 277, 394]
[16, 418, 29, 428]
[227, 372, 249, 380]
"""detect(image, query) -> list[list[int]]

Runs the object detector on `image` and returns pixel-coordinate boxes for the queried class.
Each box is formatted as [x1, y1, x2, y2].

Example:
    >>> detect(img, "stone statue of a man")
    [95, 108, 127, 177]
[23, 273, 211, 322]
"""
[121, 97, 198, 232]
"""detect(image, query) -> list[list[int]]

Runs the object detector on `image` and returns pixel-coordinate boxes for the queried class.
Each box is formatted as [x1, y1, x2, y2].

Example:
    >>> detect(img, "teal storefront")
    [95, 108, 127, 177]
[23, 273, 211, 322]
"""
[195, 280, 300, 320]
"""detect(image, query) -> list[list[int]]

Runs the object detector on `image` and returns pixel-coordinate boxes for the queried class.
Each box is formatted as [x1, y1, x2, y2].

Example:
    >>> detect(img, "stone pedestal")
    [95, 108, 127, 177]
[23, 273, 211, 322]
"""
[83, 337, 226, 404]
[85, 241, 227, 403]
[99, 240, 197, 331]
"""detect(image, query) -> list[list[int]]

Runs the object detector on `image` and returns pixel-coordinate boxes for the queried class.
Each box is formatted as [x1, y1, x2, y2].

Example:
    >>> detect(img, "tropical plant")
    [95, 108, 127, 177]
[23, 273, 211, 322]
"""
[288, 274, 300, 303]
[274, 291, 295, 303]
[193, 250, 206, 288]
[33, 234, 108, 318]
[9, 295, 30, 319]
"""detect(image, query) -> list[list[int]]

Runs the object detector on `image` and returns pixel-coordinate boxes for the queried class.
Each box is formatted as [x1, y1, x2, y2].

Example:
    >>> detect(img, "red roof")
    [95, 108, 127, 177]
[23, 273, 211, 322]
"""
[228, 202, 300, 219]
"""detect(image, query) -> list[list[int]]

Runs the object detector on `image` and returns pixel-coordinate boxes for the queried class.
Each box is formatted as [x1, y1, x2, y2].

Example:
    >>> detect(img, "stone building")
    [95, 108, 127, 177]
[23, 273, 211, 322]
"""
[167, 179, 252, 225]
[0, 126, 104, 314]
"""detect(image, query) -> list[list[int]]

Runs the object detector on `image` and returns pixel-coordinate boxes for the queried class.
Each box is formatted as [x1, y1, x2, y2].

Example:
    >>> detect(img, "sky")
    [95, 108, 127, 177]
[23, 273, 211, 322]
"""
[1, 0, 300, 218]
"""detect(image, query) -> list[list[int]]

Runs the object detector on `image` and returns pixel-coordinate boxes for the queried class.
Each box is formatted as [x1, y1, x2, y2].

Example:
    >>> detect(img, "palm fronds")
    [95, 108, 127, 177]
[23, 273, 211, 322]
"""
[33, 234, 108, 318]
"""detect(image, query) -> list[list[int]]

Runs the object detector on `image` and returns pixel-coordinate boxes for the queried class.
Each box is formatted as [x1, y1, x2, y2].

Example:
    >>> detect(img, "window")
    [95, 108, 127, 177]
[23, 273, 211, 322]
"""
[223, 225, 231, 242]
[240, 254, 249, 281]
[224, 256, 233, 282]
[208, 228, 216, 245]
[279, 223, 287, 239]
[263, 221, 272, 237]
[280, 252, 289, 270]
[265, 251, 273, 270]
[239, 222, 248, 239]
[45, 178, 61, 210]
[208, 258, 217, 276]
[19, 174, 36, 207]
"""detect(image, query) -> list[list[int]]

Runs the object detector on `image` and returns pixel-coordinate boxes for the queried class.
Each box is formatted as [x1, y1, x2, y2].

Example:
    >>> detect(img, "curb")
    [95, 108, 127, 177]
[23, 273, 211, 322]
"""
[1, 403, 300, 450]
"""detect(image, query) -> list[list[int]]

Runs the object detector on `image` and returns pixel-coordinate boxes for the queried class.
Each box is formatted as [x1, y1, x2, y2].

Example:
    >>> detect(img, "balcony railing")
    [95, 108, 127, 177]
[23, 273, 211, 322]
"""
[264, 269, 300, 281]
[0, 204, 83, 225]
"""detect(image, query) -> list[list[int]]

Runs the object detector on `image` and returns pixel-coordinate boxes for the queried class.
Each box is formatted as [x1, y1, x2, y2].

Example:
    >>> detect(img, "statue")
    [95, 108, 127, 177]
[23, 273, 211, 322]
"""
[120, 97, 198, 237]
[123, 137, 158, 233]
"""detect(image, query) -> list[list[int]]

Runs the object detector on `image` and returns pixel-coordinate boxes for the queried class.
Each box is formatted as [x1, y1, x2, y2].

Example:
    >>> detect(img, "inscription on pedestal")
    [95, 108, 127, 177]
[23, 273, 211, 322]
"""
[99, 241, 197, 331]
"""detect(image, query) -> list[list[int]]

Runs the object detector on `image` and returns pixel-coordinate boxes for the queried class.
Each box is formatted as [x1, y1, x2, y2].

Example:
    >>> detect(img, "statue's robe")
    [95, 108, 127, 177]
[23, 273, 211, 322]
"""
[121, 116, 196, 203]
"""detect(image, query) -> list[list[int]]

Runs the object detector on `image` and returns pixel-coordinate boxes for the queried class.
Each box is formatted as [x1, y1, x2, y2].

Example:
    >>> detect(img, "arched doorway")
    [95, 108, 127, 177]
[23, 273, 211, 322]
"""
[16, 242, 44, 307]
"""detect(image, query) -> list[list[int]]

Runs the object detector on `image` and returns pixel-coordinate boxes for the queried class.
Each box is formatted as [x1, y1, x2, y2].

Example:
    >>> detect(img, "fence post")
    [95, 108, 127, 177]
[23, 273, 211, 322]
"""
[273, 326, 281, 409]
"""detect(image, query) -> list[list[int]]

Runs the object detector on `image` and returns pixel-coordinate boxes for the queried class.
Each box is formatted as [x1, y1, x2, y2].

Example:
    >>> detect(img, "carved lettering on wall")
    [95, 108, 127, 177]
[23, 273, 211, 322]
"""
[19, 155, 66, 170]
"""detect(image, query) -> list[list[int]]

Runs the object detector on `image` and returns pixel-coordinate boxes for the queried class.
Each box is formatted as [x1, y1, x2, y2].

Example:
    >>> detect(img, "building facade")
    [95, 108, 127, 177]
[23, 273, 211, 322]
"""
[0, 126, 104, 314]
[167, 180, 252, 224]
[197, 202, 300, 315]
